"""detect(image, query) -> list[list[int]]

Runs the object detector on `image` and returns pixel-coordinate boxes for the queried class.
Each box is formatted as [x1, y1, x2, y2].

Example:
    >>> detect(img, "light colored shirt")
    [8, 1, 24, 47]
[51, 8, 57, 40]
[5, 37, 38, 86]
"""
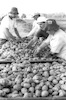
[0, 15, 18, 39]
[27, 21, 40, 37]
[45, 29, 66, 60]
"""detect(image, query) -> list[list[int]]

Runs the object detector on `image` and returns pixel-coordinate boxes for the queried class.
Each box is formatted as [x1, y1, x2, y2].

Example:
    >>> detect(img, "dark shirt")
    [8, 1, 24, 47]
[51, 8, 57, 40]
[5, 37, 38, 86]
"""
[36, 29, 49, 39]
[35, 22, 49, 39]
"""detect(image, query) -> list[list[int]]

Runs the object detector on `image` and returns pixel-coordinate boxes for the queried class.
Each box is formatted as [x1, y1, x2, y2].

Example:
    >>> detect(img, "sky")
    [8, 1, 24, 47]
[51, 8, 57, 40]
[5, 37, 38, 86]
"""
[0, 0, 66, 17]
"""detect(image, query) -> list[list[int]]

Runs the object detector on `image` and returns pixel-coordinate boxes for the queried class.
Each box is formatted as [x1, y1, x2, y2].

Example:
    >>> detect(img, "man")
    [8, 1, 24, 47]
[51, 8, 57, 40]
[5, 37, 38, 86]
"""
[33, 13, 40, 20]
[26, 16, 49, 48]
[0, 7, 22, 45]
[35, 19, 66, 60]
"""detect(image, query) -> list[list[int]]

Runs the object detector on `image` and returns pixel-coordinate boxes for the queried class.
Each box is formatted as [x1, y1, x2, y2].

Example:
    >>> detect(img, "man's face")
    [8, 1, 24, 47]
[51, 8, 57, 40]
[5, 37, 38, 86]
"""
[9, 13, 19, 19]
[38, 21, 45, 26]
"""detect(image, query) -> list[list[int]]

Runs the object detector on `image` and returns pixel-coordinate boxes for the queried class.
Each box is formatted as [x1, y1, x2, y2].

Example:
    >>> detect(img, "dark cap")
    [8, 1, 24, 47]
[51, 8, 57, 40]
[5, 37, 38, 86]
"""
[45, 19, 59, 32]
[9, 7, 19, 14]
[32, 13, 40, 20]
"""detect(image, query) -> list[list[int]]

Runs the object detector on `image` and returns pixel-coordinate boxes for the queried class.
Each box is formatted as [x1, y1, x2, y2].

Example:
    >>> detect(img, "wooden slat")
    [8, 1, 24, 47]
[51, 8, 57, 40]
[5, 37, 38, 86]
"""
[29, 59, 63, 63]
[0, 59, 12, 64]
[0, 97, 66, 100]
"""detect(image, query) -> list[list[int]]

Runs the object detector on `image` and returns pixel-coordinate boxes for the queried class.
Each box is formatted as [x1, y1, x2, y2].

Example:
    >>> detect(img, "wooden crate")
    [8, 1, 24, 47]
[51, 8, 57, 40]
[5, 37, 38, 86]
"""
[0, 97, 66, 100]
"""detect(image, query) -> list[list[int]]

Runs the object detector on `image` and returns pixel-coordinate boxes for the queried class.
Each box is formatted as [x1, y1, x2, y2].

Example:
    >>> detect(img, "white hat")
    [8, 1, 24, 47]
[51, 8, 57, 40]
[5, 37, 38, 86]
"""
[37, 16, 47, 23]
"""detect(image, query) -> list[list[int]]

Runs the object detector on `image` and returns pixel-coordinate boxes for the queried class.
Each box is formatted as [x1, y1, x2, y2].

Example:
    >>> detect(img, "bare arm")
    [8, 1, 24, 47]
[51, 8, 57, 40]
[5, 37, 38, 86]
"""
[14, 28, 22, 39]
[27, 24, 40, 37]
[4, 28, 16, 41]
[37, 35, 50, 52]
[27, 36, 38, 48]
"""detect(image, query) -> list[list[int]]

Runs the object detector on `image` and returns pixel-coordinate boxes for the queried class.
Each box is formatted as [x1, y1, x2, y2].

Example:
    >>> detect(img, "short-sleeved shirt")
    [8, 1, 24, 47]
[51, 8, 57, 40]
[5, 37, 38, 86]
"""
[45, 29, 66, 60]
[0, 15, 18, 39]
[36, 29, 48, 39]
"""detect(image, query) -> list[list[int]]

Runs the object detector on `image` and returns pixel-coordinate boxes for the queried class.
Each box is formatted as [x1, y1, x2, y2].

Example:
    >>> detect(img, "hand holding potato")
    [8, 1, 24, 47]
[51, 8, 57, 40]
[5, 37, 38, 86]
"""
[34, 47, 41, 56]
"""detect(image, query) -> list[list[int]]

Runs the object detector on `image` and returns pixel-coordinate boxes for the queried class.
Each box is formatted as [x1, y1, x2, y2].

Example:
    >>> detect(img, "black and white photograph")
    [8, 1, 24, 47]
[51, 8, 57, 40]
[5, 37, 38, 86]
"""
[0, 0, 66, 99]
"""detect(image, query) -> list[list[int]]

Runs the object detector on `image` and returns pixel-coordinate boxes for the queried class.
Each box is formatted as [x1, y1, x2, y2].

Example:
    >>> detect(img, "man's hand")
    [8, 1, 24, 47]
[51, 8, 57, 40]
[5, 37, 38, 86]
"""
[34, 47, 41, 55]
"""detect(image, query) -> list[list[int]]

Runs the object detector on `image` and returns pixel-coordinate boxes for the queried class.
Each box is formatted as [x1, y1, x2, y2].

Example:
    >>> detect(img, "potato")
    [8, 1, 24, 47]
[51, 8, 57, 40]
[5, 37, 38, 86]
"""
[33, 94, 37, 98]
[33, 75, 40, 80]
[52, 91, 58, 96]
[49, 85, 53, 89]
[7, 93, 20, 98]
[35, 90, 41, 97]
[0, 90, 4, 96]
[52, 85, 60, 91]
[59, 80, 64, 84]
[23, 92, 32, 98]
[8, 70, 12, 75]
[39, 81, 44, 87]
[59, 90, 66, 96]
[15, 75, 22, 84]
[44, 63, 50, 68]
[21, 82, 24, 87]
[61, 84, 66, 90]
[60, 67, 65, 73]
[35, 85, 42, 90]
[45, 81, 50, 86]
[13, 84, 21, 91]
[43, 71, 49, 78]
[24, 78, 33, 83]
[42, 67, 49, 71]
[0, 78, 5, 85]
[31, 82, 35, 87]
[29, 87, 34, 93]
[21, 88, 27, 94]
[34, 79, 40, 84]
[33, 70, 37, 74]
[0, 85, 3, 90]
[49, 69, 55, 75]
[23, 83, 31, 88]
[42, 85, 48, 91]
[0, 78, 10, 86]
[15, 78, 22, 84]
[48, 76, 54, 82]
[52, 79, 58, 84]
[41, 90, 49, 97]
[12, 90, 18, 94]
[12, 66, 17, 72]
[2, 88, 10, 93]
[49, 89, 53, 94]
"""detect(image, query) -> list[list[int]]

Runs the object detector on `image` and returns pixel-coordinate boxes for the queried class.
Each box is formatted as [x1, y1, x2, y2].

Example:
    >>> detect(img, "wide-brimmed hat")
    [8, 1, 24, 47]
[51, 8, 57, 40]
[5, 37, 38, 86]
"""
[37, 16, 47, 23]
[9, 7, 19, 14]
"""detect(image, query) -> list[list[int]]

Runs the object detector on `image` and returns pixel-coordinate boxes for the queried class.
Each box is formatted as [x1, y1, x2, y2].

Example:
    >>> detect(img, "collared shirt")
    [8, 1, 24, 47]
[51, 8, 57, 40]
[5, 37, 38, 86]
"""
[44, 29, 66, 60]
[0, 15, 18, 39]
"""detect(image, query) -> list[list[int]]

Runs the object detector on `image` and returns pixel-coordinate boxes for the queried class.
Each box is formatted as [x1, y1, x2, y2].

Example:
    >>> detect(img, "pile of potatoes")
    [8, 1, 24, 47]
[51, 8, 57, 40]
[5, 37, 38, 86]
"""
[0, 62, 66, 98]
[0, 38, 51, 62]
[0, 38, 66, 98]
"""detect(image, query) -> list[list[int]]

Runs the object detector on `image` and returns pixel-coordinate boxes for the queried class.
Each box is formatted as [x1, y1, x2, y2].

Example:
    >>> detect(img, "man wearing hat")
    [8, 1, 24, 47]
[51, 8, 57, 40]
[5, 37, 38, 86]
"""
[35, 19, 66, 60]
[0, 7, 21, 45]
[32, 13, 40, 20]
[26, 16, 49, 48]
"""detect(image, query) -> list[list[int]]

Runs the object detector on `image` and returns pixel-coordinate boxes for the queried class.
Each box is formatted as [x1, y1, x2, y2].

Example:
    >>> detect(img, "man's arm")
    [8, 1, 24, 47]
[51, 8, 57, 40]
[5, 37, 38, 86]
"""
[39, 35, 50, 50]
[35, 35, 50, 54]
[14, 28, 22, 39]
[27, 24, 40, 37]
[4, 28, 16, 41]
[27, 36, 38, 48]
